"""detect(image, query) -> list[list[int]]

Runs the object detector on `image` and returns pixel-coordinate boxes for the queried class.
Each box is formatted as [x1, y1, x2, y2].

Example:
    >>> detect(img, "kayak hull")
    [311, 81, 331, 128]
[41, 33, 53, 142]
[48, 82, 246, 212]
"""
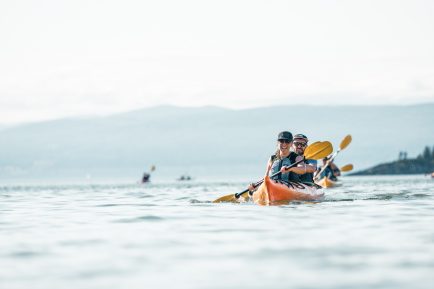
[316, 177, 338, 188]
[252, 176, 324, 206]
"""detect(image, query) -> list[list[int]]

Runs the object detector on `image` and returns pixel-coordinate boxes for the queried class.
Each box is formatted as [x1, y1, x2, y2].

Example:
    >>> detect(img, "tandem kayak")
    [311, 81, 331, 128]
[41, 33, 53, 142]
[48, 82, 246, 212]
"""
[315, 177, 338, 188]
[252, 176, 324, 206]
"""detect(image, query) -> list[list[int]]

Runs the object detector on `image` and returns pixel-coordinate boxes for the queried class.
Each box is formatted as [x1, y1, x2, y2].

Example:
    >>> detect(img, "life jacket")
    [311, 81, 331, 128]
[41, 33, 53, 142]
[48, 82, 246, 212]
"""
[299, 159, 316, 184]
[319, 166, 334, 179]
[269, 152, 300, 182]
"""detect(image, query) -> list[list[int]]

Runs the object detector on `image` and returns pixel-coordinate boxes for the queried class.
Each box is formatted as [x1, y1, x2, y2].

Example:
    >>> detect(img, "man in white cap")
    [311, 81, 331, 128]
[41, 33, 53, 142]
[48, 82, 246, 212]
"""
[291, 133, 317, 184]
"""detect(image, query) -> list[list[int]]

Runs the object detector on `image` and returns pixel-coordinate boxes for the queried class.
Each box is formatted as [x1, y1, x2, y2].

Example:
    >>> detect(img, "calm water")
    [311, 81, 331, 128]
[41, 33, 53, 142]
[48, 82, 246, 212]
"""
[1, 175, 434, 289]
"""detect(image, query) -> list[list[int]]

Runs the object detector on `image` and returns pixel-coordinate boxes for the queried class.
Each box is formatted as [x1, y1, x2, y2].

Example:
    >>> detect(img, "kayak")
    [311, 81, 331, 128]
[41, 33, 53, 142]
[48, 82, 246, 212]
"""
[316, 177, 338, 188]
[252, 176, 324, 206]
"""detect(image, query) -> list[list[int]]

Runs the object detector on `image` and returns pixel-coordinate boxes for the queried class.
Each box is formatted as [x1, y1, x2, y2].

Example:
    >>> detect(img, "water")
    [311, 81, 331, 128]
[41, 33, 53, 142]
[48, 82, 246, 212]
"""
[1, 175, 434, 289]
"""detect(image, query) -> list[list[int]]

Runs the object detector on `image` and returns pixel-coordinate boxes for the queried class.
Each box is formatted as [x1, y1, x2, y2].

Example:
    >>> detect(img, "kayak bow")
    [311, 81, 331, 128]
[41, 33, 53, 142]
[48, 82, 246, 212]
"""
[316, 177, 338, 188]
[252, 176, 324, 206]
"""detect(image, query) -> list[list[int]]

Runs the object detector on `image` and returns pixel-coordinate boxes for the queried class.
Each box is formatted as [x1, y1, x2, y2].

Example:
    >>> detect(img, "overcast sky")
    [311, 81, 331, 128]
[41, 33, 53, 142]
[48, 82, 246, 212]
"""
[1, 0, 433, 124]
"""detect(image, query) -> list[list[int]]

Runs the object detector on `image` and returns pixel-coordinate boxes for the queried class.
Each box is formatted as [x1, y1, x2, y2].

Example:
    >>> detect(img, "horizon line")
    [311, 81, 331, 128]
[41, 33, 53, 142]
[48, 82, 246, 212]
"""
[1, 102, 434, 127]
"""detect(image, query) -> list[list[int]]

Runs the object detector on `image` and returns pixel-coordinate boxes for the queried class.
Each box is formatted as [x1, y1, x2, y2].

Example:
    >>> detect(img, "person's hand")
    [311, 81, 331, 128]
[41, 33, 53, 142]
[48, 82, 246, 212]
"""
[280, 166, 292, 173]
[248, 183, 256, 192]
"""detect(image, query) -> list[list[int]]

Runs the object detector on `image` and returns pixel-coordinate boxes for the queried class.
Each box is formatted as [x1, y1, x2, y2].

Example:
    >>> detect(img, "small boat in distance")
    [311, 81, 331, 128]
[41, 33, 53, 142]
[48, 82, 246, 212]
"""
[177, 174, 192, 181]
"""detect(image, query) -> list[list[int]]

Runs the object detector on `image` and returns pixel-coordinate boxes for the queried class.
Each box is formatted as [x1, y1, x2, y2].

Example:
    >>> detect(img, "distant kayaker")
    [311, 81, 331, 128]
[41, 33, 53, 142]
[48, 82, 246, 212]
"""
[317, 157, 339, 181]
[248, 131, 308, 192]
[140, 165, 156, 184]
[291, 133, 317, 184]
[329, 160, 341, 178]
[141, 173, 151, 183]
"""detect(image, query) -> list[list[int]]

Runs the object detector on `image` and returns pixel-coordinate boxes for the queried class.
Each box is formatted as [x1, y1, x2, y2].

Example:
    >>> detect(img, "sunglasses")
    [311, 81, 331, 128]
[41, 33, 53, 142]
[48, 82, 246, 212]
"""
[278, 139, 291, 144]
[293, 142, 307, 147]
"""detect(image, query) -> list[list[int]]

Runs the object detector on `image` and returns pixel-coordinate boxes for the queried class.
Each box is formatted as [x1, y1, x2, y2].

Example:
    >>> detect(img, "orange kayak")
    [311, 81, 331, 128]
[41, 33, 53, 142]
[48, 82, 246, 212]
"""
[252, 176, 324, 206]
[316, 177, 338, 188]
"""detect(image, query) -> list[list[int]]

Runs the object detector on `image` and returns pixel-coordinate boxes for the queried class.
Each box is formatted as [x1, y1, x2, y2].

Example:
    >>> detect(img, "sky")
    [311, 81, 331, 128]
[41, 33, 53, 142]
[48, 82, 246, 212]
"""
[1, 0, 433, 124]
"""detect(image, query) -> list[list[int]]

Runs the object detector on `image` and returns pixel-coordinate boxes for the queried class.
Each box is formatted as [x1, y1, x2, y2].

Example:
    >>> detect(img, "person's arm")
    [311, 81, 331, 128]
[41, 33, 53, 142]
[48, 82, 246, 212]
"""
[304, 159, 317, 173]
[283, 156, 318, 175]
[330, 162, 341, 176]
[266, 159, 273, 175]
[283, 166, 306, 175]
[280, 155, 306, 175]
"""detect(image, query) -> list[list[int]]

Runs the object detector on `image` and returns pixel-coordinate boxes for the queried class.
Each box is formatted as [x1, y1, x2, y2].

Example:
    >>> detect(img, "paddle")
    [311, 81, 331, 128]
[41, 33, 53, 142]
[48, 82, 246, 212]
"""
[314, 135, 352, 181]
[213, 141, 333, 203]
[340, 164, 353, 172]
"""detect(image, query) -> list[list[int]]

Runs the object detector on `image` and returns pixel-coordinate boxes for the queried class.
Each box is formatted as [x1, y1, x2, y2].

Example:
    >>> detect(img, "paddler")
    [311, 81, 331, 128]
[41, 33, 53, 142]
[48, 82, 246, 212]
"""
[316, 157, 339, 181]
[141, 165, 156, 183]
[329, 159, 341, 178]
[291, 133, 317, 185]
[248, 131, 308, 192]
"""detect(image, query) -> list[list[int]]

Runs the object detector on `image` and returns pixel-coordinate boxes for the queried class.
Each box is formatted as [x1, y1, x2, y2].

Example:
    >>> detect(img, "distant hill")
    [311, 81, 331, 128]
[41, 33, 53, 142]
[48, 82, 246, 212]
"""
[0, 104, 433, 180]
[350, 146, 434, 175]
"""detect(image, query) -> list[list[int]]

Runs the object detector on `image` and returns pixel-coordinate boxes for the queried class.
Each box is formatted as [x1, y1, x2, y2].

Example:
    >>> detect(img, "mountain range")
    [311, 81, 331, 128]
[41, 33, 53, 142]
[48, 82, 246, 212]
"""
[1, 104, 433, 181]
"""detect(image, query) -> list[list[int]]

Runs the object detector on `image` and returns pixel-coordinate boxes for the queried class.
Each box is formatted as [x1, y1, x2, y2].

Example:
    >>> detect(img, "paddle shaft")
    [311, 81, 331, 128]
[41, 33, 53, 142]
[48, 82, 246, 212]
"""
[315, 135, 351, 180]
[314, 150, 341, 181]
[234, 157, 305, 198]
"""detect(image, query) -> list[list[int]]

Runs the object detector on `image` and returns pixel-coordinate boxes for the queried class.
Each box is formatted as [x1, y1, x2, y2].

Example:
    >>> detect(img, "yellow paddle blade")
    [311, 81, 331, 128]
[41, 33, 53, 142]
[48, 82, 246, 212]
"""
[340, 164, 353, 172]
[213, 191, 249, 203]
[339, 135, 352, 151]
[304, 141, 333, 160]
[302, 141, 324, 157]
[308, 141, 321, 146]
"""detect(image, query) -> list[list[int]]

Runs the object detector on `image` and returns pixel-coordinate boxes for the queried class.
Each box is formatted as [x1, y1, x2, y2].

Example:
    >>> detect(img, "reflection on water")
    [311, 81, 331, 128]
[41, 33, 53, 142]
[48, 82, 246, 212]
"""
[0, 175, 434, 289]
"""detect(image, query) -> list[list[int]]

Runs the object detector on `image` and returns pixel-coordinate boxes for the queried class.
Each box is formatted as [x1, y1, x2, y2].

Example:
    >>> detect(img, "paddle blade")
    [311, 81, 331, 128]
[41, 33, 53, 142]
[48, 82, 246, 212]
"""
[302, 141, 324, 157]
[304, 141, 333, 160]
[213, 191, 249, 203]
[340, 164, 354, 172]
[339, 135, 352, 150]
[213, 193, 237, 203]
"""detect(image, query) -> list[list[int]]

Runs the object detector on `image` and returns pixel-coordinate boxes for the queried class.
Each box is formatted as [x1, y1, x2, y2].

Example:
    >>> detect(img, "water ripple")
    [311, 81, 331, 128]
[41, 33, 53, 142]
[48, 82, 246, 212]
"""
[113, 215, 164, 223]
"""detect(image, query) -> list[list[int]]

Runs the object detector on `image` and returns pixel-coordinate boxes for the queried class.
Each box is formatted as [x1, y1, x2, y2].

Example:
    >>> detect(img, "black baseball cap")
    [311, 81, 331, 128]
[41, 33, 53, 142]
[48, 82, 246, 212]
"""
[277, 131, 293, 141]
